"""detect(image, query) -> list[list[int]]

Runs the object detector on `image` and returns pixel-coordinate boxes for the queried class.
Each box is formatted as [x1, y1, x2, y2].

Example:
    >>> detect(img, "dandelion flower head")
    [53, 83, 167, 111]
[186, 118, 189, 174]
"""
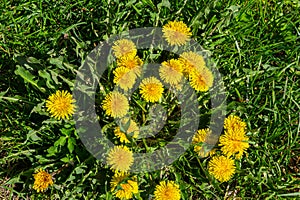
[179, 51, 206, 76]
[110, 172, 138, 200]
[117, 54, 143, 76]
[46, 90, 75, 120]
[189, 67, 214, 92]
[154, 180, 181, 200]
[114, 118, 139, 143]
[112, 39, 137, 58]
[139, 77, 164, 103]
[32, 169, 54, 192]
[208, 155, 236, 182]
[224, 115, 247, 133]
[113, 67, 137, 91]
[192, 128, 213, 157]
[107, 145, 134, 172]
[220, 116, 249, 159]
[162, 21, 192, 46]
[102, 91, 129, 118]
[159, 59, 183, 86]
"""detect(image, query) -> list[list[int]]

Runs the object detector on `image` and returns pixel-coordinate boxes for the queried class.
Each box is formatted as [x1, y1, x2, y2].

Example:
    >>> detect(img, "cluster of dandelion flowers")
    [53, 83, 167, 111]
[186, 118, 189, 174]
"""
[46, 90, 75, 120]
[107, 145, 134, 172]
[220, 115, 249, 159]
[113, 67, 137, 91]
[189, 67, 214, 92]
[159, 59, 183, 86]
[32, 169, 54, 192]
[117, 54, 143, 76]
[192, 128, 213, 157]
[102, 92, 129, 118]
[208, 155, 236, 182]
[139, 77, 164, 103]
[179, 51, 206, 76]
[154, 181, 181, 200]
[112, 39, 137, 58]
[162, 20, 192, 46]
[110, 172, 138, 199]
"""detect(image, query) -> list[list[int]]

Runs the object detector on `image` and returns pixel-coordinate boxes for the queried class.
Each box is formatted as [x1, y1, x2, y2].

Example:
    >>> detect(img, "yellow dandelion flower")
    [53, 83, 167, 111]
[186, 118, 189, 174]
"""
[139, 77, 164, 103]
[159, 59, 183, 86]
[112, 39, 137, 58]
[107, 145, 134, 172]
[110, 172, 139, 199]
[46, 90, 75, 120]
[220, 115, 249, 159]
[192, 128, 214, 157]
[219, 129, 249, 159]
[114, 118, 139, 143]
[113, 67, 137, 91]
[114, 120, 139, 143]
[179, 51, 206, 76]
[32, 169, 54, 192]
[208, 155, 236, 182]
[154, 181, 181, 200]
[117, 54, 143, 76]
[102, 92, 129, 118]
[114, 128, 130, 143]
[162, 21, 192, 46]
[189, 67, 214, 92]
[224, 115, 247, 133]
[120, 118, 139, 136]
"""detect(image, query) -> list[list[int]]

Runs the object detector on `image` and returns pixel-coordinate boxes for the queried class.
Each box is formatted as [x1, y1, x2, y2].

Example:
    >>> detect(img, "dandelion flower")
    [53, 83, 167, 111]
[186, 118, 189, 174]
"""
[208, 155, 236, 182]
[114, 128, 130, 143]
[154, 181, 181, 200]
[189, 67, 214, 92]
[219, 116, 249, 159]
[159, 59, 183, 86]
[224, 115, 247, 133]
[219, 130, 249, 159]
[112, 39, 137, 58]
[179, 51, 206, 76]
[117, 54, 143, 76]
[110, 172, 138, 199]
[139, 77, 164, 103]
[102, 92, 129, 118]
[46, 90, 76, 120]
[107, 146, 134, 172]
[192, 128, 215, 157]
[32, 169, 54, 192]
[162, 21, 192, 46]
[114, 118, 139, 143]
[113, 67, 137, 91]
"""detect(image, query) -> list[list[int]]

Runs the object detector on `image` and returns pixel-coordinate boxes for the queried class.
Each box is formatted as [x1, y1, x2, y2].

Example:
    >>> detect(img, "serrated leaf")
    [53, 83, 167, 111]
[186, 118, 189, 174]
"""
[14, 65, 45, 92]
[38, 70, 55, 89]
[55, 136, 67, 147]
[158, 0, 170, 9]
[27, 57, 41, 64]
[47, 146, 57, 156]
[61, 157, 71, 163]
[75, 166, 85, 174]
[49, 56, 64, 69]
[31, 102, 48, 115]
[68, 137, 76, 153]
[27, 130, 42, 142]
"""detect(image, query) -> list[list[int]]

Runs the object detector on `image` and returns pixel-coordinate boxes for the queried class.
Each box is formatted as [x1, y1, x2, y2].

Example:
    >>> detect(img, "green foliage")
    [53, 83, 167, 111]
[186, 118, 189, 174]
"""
[0, 0, 299, 199]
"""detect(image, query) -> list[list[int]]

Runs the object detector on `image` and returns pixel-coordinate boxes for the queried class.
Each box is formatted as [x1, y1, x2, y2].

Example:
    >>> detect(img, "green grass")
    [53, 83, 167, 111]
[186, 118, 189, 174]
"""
[1, 0, 300, 199]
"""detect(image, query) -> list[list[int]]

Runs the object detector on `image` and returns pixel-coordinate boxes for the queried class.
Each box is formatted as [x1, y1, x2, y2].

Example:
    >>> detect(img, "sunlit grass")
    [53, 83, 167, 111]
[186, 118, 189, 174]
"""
[0, 0, 299, 199]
